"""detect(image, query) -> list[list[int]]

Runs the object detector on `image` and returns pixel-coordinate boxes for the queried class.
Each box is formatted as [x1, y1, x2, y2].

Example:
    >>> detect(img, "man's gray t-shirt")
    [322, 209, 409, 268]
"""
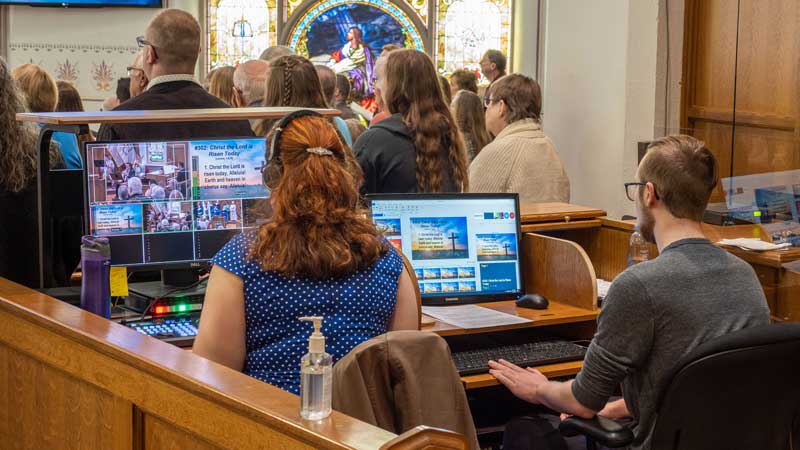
[572, 238, 770, 450]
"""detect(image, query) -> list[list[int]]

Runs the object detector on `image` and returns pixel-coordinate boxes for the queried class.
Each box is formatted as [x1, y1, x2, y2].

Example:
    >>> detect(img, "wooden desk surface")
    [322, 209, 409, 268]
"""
[425, 300, 598, 337]
[16, 107, 340, 125]
[599, 217, 800, 269]
[425, 301, 598, 389]
[520, 203, 606, 224]
[461, 361, 585, 390]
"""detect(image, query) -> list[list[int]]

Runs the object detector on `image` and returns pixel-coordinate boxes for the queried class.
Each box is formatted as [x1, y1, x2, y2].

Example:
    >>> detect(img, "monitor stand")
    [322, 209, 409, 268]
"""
[161, 268, 199, 288]
[127, 269, 202, 302]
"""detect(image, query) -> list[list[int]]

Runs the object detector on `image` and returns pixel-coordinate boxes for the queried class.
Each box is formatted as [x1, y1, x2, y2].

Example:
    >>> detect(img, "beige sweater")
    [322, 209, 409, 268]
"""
[469, 119, 570, 203]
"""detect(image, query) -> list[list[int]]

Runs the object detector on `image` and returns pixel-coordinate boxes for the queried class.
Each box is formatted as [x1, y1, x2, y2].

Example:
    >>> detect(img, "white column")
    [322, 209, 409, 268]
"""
[540, 0, 659, 218]
[511, 0, 540, 79]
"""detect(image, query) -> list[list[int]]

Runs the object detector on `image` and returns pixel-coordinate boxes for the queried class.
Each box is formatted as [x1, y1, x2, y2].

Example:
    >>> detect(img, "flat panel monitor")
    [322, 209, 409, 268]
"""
[367, 193, 524, 306]
[84, 137, 269, 269]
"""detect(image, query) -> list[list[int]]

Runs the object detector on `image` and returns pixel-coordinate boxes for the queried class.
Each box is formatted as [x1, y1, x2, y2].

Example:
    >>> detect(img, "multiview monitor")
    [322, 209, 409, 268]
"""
[367, 193, 524, 305]
[84, 137, 269, 269]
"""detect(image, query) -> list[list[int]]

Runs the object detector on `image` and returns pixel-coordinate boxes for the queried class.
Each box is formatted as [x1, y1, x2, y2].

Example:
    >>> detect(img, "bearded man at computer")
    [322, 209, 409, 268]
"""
[489, 135, 770, 450]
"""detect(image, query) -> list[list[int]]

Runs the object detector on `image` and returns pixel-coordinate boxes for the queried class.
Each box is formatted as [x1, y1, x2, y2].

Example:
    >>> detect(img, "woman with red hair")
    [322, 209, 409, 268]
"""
[194, 111, 418, 394]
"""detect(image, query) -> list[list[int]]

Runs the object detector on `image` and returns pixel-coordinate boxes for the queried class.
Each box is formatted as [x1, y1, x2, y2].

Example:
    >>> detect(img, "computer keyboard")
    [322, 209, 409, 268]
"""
[124, 314, 199, 347]
[451, 340, 588, 376]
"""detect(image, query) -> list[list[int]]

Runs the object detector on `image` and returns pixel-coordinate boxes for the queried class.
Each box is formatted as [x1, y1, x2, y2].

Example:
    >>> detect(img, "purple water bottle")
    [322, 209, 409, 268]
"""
[80, 236, 111, 318]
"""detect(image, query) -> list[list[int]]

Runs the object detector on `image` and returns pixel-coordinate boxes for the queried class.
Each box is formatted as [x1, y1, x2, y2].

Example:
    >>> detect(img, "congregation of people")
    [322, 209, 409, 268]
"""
[0, 8, 774, 450]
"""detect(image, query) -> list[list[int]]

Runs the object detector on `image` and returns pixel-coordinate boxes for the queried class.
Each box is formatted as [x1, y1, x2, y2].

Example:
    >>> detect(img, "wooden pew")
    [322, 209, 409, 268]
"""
[0, 278, 466, 450]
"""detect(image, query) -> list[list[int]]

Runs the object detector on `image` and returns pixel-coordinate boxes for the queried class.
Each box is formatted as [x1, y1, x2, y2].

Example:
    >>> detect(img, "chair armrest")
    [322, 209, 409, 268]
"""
[558, 416, 634, 448]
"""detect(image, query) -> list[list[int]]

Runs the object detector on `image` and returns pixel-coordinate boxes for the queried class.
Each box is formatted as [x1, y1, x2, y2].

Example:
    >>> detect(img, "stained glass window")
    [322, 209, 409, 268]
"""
[404, 0, 429, 23]
[436, 0, 511, 84]
[286, 0, 425, 58]
[208, 0, 277, 70]
[285, 0, 303, 18]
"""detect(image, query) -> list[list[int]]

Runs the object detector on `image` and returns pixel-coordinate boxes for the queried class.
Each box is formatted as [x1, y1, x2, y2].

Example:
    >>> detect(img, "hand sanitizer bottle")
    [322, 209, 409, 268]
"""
[299, 316, 332, 420]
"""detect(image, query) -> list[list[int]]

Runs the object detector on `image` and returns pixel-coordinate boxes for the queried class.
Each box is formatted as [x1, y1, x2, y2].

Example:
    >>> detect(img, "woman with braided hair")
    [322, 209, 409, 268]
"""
[253, 55, 352, 146]
[194, 112, 418, 394]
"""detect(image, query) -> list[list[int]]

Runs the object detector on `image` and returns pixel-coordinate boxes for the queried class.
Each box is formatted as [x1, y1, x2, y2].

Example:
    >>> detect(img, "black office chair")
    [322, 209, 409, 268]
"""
[559, 323, 800, 449]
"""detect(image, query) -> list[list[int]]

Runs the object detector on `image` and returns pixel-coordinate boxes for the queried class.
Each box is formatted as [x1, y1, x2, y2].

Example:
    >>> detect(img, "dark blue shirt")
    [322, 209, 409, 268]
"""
[212, 232, 403, 394]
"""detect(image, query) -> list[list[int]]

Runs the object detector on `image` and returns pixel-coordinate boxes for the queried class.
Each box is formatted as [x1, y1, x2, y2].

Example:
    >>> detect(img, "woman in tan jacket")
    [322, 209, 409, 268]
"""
[469, 74, 570, 203]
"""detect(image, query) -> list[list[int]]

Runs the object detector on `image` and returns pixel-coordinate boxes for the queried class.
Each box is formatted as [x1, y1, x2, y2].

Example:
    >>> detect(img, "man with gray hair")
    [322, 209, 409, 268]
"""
[127, 177, 144, 200]
[232, 59, 269, 108]
[98, 8, 253, 141]
[259, 45, 293, 63]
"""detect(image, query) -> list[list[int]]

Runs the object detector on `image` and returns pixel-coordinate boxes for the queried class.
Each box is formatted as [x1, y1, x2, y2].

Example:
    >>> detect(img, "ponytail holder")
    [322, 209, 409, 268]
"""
[306, 147, 334, 156]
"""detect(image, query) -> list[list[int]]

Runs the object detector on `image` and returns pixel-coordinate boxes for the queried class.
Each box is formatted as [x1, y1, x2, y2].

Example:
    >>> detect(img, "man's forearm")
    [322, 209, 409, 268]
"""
[538, 379, 596, 419]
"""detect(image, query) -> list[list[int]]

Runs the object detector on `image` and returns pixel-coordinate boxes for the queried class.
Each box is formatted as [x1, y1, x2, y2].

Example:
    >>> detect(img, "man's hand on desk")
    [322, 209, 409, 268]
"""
[488, 359, 548, 404]
[489, 359, 597, 419]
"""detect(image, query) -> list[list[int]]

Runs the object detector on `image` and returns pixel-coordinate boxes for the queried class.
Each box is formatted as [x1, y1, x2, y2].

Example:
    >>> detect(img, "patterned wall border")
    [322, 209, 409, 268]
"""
[9, 42, 139, 55]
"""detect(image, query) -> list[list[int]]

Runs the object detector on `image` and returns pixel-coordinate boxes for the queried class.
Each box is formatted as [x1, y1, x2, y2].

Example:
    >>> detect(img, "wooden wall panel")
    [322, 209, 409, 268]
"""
[144, 415, 226, 450]
[0, 344, 6, 447]
[687, 0, 737, 114]
[0, 307, 316, 450]
[777, 269, 800, 322]
[0, 344, 132, 450]
[523, 233, 597, 310]
[682, 0, 799, 195]
[735, 0, 798, 119]
[686, 122, 733, 203]
[732, 126, 800, 177]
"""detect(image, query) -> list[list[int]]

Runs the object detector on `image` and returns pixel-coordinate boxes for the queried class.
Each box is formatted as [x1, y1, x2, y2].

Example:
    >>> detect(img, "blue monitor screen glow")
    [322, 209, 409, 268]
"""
[84, 137, 269, 269]
[0, 0, 160, 6]
[368, 194, 523, 305]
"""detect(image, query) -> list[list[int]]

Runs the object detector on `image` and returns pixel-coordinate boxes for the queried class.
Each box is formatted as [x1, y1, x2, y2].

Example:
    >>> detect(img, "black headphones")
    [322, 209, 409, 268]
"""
[267, 109, 324, 162]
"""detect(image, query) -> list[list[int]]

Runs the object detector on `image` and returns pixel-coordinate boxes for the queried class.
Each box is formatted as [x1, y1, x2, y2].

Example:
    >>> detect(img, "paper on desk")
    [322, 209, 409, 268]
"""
[717, 238, 791, 252]
[421, 305, 532, 329]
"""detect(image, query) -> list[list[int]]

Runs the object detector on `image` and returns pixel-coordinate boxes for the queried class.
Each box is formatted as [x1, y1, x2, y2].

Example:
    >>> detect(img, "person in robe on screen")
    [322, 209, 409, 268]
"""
[228, 201, 238, 222]
[329, 26, 375, 104]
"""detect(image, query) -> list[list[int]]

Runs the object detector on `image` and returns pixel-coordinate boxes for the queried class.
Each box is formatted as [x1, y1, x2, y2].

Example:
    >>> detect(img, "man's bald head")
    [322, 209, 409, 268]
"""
[144, 9, 200, 75]
[259, 45, 293, 63]
[232, 59, 269, 107]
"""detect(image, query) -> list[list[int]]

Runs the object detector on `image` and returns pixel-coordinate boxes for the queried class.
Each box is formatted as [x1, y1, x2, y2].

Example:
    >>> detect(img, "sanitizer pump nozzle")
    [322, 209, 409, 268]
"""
[300, 316, 325, 354]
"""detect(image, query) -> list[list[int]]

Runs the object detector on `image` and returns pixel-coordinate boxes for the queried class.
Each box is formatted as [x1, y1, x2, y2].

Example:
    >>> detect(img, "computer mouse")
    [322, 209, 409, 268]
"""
[516, 294, 549, 310]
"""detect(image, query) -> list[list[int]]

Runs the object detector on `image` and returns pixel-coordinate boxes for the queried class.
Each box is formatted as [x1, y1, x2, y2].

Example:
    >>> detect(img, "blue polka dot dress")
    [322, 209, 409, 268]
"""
[212, 232, 403, 395]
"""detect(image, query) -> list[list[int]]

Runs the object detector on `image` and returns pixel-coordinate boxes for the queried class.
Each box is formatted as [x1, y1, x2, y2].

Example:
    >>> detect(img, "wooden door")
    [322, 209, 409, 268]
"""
[681, 0, 800, 204]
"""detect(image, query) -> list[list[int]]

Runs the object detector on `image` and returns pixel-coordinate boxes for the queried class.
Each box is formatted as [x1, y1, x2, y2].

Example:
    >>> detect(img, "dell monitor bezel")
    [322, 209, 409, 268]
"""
[366, 192, 525, 306]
